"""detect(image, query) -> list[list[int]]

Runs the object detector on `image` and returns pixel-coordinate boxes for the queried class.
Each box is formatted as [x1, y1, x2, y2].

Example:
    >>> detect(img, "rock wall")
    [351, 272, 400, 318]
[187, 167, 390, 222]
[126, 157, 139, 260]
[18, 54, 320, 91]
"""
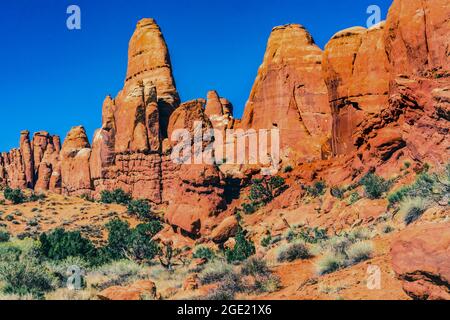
[0, 131, 61, 193]
[322, 24, 389, 156]
[239, 24, 332, 162]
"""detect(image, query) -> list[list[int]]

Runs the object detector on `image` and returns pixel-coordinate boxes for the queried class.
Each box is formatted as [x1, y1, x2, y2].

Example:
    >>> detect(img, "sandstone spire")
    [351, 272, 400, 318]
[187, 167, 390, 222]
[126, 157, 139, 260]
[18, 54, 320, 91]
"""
[240, 24, 332, 161]
[322, 24, 389, 156]
[123, 18, 180, 138]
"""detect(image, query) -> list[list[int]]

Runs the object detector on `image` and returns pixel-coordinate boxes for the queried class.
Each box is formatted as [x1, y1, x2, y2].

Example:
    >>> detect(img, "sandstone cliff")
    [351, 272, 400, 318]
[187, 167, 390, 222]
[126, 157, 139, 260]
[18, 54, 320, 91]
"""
[239, 24, 332, 162]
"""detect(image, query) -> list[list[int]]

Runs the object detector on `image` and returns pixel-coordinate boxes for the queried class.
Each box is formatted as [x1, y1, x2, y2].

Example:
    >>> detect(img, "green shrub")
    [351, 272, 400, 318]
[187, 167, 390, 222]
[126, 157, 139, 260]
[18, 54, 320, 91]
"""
[28, 193, 46, 202]
[80, 193, 95, 202]
[242, 202, 256, 215]
[134, 220, 162, 238]
[105, 219, 131, 260]
[0, 259, 55, 299]
[306, 181, 327, 198]
[127, 228, 159, 262]
[261, 235, 272, 248]
[100, 189, 131, 205]
[359, 173, 391, 199]
[249, 176, 286, 205]
[0, 229, 10, 242]
[283, 165, 293, 173]
[39, 229, 98, 263]
[127, 199, 152, 220]
[298, 227, 328, 244]
[225, 228, 255, 263]
[331, 186, 345, 199]
[401, 197, 428, 225]
[277, 242, 311, 263]
[347, 192, 361, 205]
[4, 187, 26, 204]
[105, 218, 159, 262]
[193, 247, 215, 261]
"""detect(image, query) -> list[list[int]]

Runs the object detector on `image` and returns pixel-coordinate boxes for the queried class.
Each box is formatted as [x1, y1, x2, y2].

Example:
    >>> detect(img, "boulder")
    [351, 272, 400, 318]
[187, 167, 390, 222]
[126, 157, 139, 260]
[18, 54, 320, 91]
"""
[391, 223, 450, 300]
[98, 280, 158, 300]
[210, 215, 239, 243]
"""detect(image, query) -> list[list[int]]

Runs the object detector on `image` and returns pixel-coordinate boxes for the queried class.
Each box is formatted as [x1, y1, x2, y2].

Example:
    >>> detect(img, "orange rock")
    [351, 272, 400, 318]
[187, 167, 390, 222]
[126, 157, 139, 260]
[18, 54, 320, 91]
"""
[385, 0, 450, 77]
[240, 24, 332, 162]
[183, 274, 201, 291]
[19, 131, 34, 188]
[323, 24, 389, 156]
[210, 215, 239, 243]
[391, 223, 450, 300]
[61, 126, 92, 195]
[98, 280, 158, 301]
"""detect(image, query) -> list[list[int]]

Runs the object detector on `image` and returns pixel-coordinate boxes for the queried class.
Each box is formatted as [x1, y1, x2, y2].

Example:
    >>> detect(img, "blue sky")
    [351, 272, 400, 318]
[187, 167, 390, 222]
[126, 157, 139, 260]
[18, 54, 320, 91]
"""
[0, 0, 392, 151]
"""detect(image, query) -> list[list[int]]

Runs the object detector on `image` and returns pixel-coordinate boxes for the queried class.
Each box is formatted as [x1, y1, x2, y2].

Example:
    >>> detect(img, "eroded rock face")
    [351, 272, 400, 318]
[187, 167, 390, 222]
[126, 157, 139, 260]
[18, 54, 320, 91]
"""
[125, 18, 180, 138]
[61, 126, 92, 195]
[391, 223, 450, 300]
[385, 0, 450, 77]
[98, 280, 158, 300]
[240, 24, 332, 162]
[322, 24, 389, 156]
[164, 100, 225, 236]
[0, 131, 61, 192]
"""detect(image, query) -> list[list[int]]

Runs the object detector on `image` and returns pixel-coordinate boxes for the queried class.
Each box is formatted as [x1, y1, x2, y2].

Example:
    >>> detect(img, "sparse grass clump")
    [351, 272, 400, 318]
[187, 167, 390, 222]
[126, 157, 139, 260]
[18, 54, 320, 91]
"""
[346, 241, 374, 265]
[313, 229, 374, 275]
[316, 252, 345, 275]
[347, 192, 361, 205]
[277, 242, 311, 263]
[241, 257, 271, 277]
[400, 197, 429, 225]
[199, 261, 233, 285]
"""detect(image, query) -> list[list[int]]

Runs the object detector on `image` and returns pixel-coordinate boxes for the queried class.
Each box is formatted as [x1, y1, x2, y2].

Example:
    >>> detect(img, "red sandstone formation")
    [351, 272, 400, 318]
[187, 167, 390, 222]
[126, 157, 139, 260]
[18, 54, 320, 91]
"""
[322, 24, 389, 156]
[1, 0, 448, 241]
[240, 24, 332, 162]
[391, 223, 450, 300]
[164, 99, 225, 236]
[0, 131, 61, 193]
[61, 126, 92, 195]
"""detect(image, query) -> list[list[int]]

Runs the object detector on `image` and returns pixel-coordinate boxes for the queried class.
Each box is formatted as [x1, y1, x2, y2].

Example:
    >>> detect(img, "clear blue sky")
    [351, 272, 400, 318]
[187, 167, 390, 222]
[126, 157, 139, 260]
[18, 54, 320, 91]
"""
[0, 0, 392, 151]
